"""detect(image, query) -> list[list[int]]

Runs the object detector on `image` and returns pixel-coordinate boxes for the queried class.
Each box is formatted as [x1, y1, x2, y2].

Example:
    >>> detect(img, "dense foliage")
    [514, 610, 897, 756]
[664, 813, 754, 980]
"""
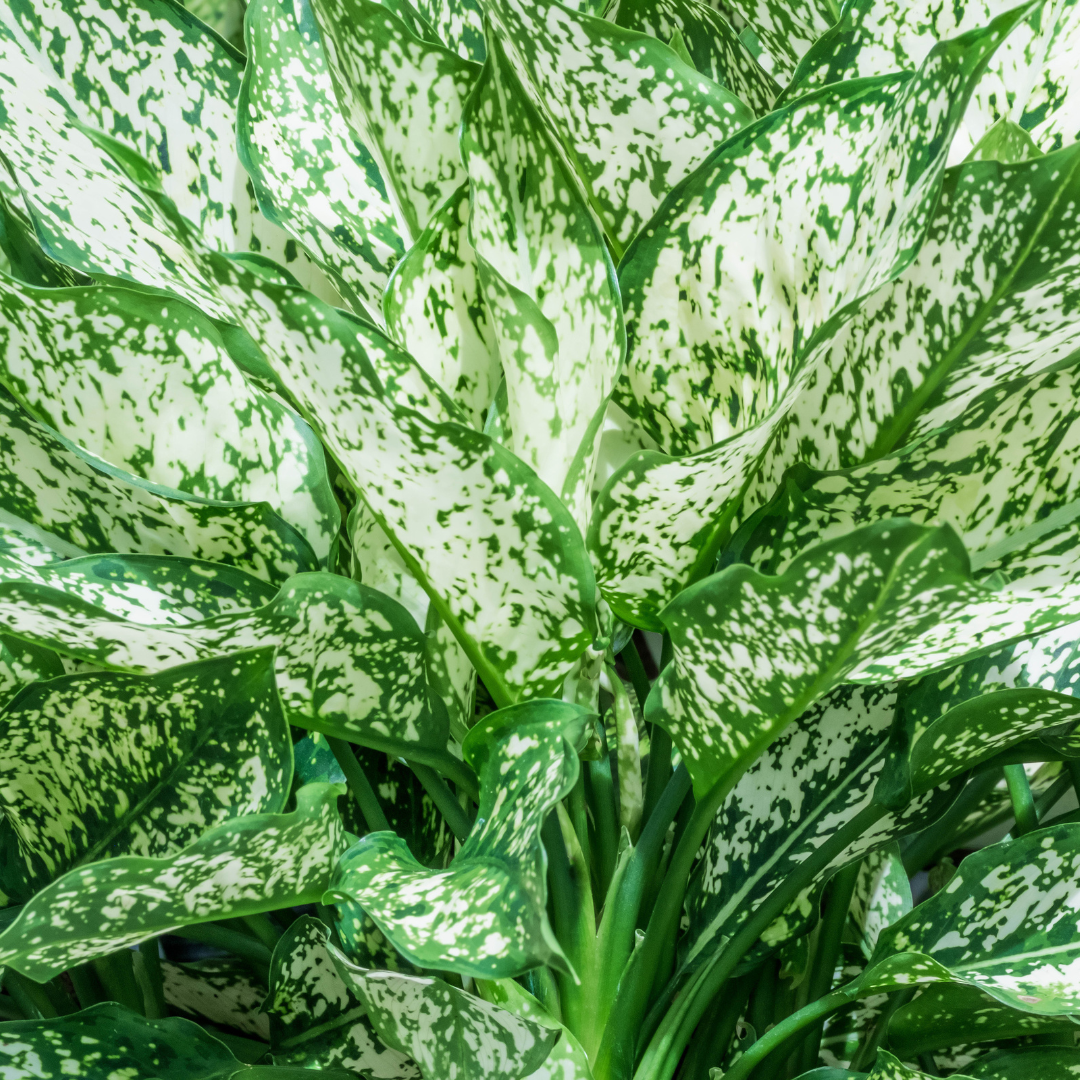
[0, 0, 1079, 1076]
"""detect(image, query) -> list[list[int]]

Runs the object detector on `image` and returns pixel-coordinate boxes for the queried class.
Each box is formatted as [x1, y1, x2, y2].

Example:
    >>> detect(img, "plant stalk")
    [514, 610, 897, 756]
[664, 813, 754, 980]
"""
[327, 736, 391, 832]
[410, 760, 474, 842]
[1003, 763, 1039, 835]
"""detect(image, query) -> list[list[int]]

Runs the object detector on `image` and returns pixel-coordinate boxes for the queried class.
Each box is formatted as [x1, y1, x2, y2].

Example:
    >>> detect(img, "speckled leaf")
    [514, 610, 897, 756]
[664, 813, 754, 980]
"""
[0, 28, 231, 317]
[0, 649, 291, 904]
[0, 1002, 247, 1080]
[209, 260, 598, 705]
[0, 274, 339, 561]
[382, 183, 501, 431]
[307, 0, 479, 243]
[608, 0, 779, 115]
[743, 143, 1080, 518]
[266, 916, 418, 1078]
[0, 551, 277, 623]
[162, 958, 271, 1040]
[787, 0, 1080, 155]
[855, 822, 1080, 1014]
[961, 1046, 1080, 1077]
[0, 632, 63, 705]
[327, 948, 558, 1080]
[713, 0, 835, 80]
[681, 683, 955, 972]
[411, 0, 483, 60]
[325, 702, 588, 977]
[238, 0, 403, 322]
[0, 572, 441, 760]
[0, 782, 345, 980]
[483, 0, 754, 253]
[850, 844, 912, 960]
[460, 29, 625, 526]
[0, 389, 318, 586]
[654, 522, 953, 797]
[887, 982, 1079, 1060]
[2, 0, 245, 246]
[592, 13, 1049, 628]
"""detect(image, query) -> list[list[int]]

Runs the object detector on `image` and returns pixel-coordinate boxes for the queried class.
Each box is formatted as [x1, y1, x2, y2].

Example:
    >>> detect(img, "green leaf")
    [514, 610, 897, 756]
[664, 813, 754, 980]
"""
[962, 1046, 1080, 1077]
[326, 946, 559, 1080]
[0, 571, 443, 761]
[3, 0, 245, 245]
[608, 0, 780, 115]
[0, 389, 319, 586]
[0, 649, 292, 904]
[162, 957, 271, 1040]
[591, 11, 1027, 628]
[714, 0, 835, 81]
[887, 982, 1079, 1059]
[238, 0, 404, 323]
[0, 27, 232, 318]
[460, 28, 625, 526]
[0, 632, 64, 706]
[858, 821, 1080, 1013]
[410, 0, 484, 61]
[266, 916, 418, 1077]
[0, 1002, 247, 1080]
[681, 683, 956, 972]
[209, 259, 598, 705]
[483, 0, 754, 252]
[325, 701, 588, 978]
[0, 781, 345, 980]
[965, 116, 1042, 162]
[382, 183, 500, 430]
[651, 518, 1077, 798]
[849, 843, 911, 960]
[307, 0, 480, 243]
[0, 274, 339, 562]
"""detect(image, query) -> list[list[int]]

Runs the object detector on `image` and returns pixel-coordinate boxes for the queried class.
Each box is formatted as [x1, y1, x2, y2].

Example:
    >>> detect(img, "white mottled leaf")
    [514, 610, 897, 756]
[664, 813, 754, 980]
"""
[850, 843, 912, 960]
[0, 782, 345, 980]
[161, 958, 271, 1040]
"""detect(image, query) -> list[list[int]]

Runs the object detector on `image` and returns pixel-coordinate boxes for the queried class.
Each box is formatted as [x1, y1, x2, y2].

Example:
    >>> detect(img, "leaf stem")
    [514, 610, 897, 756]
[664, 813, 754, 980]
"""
[796, 860, 861, 1071]
[847, 986, 918, 1071]
[327, 736, 391, 832]
[1003, 763, 1039, 835]
[92, 950, 144, 1013]
[173, 923, 274, 971]
[620, 636, 653, 716]
[1067, 759, 1080, 804]
[68, 964, 105, 1009]
[136, 940, 168, 1019]
[631, 801, 888, 1080]
[411, 760, 473, 842]
[1, 970, 44, 1019]
[242, 913, 283, 950]
[589, 754, 620, 899]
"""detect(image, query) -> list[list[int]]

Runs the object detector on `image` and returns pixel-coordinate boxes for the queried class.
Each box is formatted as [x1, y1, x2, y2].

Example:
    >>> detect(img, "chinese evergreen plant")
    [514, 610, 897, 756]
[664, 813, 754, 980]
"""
[1, 0, 1080, 1076]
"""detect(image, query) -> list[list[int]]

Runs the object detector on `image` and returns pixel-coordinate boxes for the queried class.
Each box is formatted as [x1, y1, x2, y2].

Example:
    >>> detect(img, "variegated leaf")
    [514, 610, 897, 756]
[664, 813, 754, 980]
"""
[0, 389, 319, 586]
[849, 843, 912, 960]
[382, 183, 501, 431]
[0, 632, 63, 705]
[162, 958, 271, 1040]
[266, 916, 418, 1077]
[608, 0, 780, 115]
[681, 683, 954, 972]
[239, 0, 403, 322]
[654, 518, 1080, 799]
[856, 822, 1080, 1014]
[0, 1002, 249, 1080]
[961, 1046, 1080, 1077]
[0, 781, 345, 980]
[0, 27, 232, 318]
[0, 649, 291, 904]
[0, 274, 339, 561]
[327, 948, 559, 1080]
[460, 29, 625, 526]
[0, 571, 442, 760]
[713, 0, 835, 81]
[2, 0, 244, 246]
[483, 0, 754, 253]
[308, 0, 479, 243]
[411, 0, 484, 61]
[592, 12, 1050, 628]
[475, 978, 594, 1080]
[183, 0, 246, 47]
[209, 258, 598, 705]
[887, 982, 1079, 1060]
[788, 0, 1080, 155]
[325, 701, 589, 977]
